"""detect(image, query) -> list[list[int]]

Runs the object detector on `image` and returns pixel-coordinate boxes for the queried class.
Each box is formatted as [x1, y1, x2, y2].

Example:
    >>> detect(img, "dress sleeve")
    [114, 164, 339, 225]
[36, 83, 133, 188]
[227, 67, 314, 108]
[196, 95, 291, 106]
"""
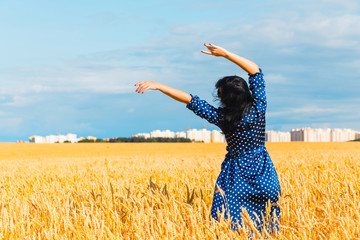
[243, 69, 267, 123]
[186, 94, 220, 126]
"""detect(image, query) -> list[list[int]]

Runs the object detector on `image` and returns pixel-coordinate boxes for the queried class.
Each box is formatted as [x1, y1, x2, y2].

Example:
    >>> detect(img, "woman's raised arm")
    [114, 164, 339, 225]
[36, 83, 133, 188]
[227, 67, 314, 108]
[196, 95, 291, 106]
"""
[201, 43, 260, 75]
[134, 81, 192, 104]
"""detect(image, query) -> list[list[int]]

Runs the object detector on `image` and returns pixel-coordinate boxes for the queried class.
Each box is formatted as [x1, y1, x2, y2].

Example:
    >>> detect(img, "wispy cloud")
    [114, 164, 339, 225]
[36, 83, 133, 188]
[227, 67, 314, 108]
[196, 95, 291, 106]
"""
[268, 106, 341, 117]
[266, 74, 287, 84]
[0, 62, 183, 97]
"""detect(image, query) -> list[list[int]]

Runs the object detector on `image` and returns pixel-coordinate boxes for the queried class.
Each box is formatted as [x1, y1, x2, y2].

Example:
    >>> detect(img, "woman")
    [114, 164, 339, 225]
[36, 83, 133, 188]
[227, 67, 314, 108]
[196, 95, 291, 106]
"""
[134, 44, 281, 231]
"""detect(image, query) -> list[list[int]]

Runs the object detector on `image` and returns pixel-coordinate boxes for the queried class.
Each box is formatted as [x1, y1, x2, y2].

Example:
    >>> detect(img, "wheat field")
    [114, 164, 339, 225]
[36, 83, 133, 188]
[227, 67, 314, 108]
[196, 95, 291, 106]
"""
[0, 142, 359, 239]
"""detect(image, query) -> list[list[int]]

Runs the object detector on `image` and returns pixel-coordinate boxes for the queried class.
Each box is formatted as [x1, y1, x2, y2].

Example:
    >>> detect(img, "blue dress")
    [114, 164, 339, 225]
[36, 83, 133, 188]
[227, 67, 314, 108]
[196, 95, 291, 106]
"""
[186, 70, 281, 231]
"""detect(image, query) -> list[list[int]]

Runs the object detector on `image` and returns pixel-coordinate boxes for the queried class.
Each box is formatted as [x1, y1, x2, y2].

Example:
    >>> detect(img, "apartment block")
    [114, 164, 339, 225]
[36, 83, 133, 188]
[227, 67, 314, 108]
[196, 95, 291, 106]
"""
[265, 131, 291, 142]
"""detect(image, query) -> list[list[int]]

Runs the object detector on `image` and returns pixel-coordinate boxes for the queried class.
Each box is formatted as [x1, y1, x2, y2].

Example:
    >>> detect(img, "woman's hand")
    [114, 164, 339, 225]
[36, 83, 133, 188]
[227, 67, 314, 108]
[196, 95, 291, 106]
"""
[134, 81, 161, 94]
[201, 43, 228, 57]
[134, 81, 191, 103]
[202, 43, 259, 74]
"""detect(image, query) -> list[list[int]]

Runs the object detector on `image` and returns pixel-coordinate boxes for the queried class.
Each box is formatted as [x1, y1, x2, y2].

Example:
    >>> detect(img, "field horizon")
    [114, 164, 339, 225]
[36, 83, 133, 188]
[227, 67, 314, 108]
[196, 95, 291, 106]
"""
[1, 141, 359, 160]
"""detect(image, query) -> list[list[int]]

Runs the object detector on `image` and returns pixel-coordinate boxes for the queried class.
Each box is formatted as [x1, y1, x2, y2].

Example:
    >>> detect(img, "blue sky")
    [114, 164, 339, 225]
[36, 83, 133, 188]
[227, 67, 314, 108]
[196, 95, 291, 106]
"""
[0, 0, 359, 141]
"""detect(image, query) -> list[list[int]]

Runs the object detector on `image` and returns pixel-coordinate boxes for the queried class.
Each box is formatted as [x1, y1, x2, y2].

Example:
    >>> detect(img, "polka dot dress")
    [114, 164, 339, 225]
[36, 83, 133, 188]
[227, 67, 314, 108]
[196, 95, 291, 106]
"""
[186, 69, 281, 231]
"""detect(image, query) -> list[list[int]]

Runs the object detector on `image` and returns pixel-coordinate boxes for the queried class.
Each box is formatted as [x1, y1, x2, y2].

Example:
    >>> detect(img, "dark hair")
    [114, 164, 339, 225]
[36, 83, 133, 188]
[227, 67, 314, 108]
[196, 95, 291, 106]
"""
[216, 75, 254, 134]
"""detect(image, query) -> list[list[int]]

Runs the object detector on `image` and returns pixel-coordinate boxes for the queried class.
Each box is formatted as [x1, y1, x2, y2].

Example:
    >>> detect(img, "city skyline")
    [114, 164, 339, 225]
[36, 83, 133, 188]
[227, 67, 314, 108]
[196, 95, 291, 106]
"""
[134, 128, 226, 143]
[266, 128, 359, 142]
[1, 0, 359, 142]
[29, 133, 98, 144]
[27, 126, 360, 144]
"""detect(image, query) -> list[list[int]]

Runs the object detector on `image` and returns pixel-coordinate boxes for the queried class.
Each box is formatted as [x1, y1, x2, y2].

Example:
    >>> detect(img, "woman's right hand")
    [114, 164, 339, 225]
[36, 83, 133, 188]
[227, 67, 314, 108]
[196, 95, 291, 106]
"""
[201, 43, 228, 57]
[134, 81, 161, 94]
[134, 81, 191, 104]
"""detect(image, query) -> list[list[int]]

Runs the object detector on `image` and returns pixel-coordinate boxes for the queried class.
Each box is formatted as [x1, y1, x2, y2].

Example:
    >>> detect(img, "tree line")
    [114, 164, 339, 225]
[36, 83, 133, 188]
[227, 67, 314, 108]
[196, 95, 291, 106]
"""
[78, 137, 193, 143]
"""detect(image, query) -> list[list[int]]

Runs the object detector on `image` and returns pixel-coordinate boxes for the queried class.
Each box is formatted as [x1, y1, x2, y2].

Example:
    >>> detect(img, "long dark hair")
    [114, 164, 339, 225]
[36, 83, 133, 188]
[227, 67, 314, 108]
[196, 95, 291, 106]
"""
[216, 75, 254, 134]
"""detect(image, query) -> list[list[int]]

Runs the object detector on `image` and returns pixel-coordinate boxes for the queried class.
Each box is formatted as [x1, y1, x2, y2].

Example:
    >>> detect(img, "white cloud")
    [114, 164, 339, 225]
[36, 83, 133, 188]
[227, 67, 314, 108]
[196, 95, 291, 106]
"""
[267, 98, 360, 130]
[0, 62, 183, 97]
[0, 117, 23, 133]
[266, 74, 287, 84]
[2, 95, 39, 107]
[146, 9, 360, 52]
[228, 14, 360, 50]
[267, 106, 340, 117]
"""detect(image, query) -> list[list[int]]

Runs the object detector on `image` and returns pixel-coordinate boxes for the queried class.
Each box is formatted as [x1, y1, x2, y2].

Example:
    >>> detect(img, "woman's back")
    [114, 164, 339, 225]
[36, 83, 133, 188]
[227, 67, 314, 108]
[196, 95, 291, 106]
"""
[187, 70, 266, 153]
[224, 70, 266, 153]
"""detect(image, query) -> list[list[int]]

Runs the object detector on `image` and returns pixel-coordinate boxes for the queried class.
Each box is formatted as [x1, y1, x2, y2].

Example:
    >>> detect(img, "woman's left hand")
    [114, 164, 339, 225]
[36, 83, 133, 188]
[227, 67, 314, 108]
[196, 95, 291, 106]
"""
[134, 81, 161, 94]
[201, 43, 228, 57]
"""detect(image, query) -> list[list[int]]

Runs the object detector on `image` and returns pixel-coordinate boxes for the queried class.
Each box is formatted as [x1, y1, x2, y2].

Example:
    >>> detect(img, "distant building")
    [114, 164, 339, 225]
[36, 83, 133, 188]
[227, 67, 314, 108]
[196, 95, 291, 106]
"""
[199, 128, 211, 143]
[175, 131, 186, 138]
[133, 133, 151, 139]
[314, 128, 331, 142]
[46, 135, 58, 143]
[290, 128, 358, 142]
[186, 128, 224, 143]
[186, 128, 211, 143]
[164, 130, 175, 138]
[211, 130, 226, 143]
[134, 128, 224, 143]
[290, 128, 317, 142]
[134, 127, 359, 143]
[149, 130, 175, 138]
[290, 129, 303, 142]
[150, 130, 163, 138]
[29, 133, 78, 143]
[330, 128, 357, 142]
[66, 133, 77, 143]
[356, 132, 360, 140]
[87, 136, 97, 141]
[29, 135, 45, 143]
[265, 131, 290, 142]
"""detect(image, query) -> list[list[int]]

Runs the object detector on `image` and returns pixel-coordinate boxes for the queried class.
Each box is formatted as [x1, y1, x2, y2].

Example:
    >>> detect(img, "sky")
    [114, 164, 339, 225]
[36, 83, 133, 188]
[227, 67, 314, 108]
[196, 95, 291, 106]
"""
[0, 0, 359, 141]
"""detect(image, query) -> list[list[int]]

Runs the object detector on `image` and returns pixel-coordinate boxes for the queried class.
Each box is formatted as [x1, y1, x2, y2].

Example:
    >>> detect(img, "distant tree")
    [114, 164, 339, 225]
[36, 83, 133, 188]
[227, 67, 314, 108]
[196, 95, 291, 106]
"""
[78, 139, 95, 143]
[77, 137, 193, 143]
[78, 138, 107, 143]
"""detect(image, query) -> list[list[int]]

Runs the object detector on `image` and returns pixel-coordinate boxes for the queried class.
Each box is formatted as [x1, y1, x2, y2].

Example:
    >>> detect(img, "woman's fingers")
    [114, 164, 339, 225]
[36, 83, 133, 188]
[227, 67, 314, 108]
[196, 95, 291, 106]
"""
[201, 50, 212, 55]
[209, 43, 217, 48]
[204, 43, 216, 49]
[203, 43, 220, 56]
[202, 43, 226, 57]
[141, 84, 151, 93]
[136, 83, 146, 93]
[135, 81, 147, 92]
[135, 86, 142, 93]
[137, 84, 148, 93]
[141, 86, 150, 94]
[134, 81, 145, 87]
[135, 81, 154, 94]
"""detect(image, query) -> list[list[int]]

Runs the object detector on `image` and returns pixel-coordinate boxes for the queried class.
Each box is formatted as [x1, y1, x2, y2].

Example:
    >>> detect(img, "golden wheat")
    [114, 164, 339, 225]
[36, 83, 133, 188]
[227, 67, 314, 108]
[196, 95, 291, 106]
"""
[0, 142, 359, 239]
